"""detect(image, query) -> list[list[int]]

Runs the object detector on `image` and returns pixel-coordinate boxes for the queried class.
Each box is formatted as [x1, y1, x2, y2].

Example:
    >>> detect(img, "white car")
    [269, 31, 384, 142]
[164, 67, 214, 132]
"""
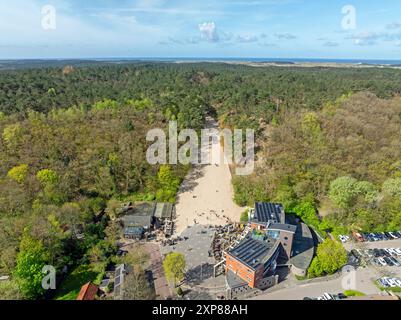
[365, 250, 373, 258]
[323, 293, 334, 300]
[387, 278, 398, 287]
[394, 248, 401, 255]
[393, 278, 401, 287]
[387, 248, 397, 256]
[378, 258, 387, 266]
[389, 232, 399, 239]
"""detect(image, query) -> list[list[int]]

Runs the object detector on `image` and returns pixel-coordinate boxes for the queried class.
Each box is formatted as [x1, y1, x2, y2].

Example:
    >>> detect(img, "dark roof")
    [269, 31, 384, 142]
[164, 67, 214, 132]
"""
[121, 202, 156, 228]
[124, 226, 144, 235]
[76, 282, 98, 300]
[290, 223, 315, 271]
[268, 223, 297, 234]
[154, 203, 173, 219]
[254, 202, 284, 224]
[227, 234, 278, 270]
[225, 270, 248, 289]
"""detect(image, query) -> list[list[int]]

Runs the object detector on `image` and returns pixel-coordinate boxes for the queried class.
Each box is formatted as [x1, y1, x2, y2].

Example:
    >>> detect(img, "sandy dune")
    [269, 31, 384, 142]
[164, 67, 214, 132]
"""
[174, 118, 245, 235]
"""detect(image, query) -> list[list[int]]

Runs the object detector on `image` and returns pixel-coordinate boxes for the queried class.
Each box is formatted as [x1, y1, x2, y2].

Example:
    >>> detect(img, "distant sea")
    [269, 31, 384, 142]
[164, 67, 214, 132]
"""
[88, 57, 401, 66]
[1, 57, 401, 69]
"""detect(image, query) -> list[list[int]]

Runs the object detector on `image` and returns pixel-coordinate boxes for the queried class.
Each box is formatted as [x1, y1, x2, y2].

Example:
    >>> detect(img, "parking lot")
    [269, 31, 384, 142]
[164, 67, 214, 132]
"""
[341, 234, 401, 289]
[252, 267, 382, 300]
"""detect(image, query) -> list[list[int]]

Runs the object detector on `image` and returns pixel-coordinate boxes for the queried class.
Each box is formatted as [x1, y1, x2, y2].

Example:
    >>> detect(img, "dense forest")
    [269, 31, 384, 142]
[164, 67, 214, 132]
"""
[1, 62, 401, 299]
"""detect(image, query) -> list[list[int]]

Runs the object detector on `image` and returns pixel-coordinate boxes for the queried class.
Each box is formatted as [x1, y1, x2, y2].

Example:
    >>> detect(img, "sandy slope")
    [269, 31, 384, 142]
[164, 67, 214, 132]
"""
[174, 118, 245, 235]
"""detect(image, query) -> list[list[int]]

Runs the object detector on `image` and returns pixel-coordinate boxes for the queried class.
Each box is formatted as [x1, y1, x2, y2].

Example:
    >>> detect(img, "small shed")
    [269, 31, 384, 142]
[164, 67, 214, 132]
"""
[76, 282, 98, 300]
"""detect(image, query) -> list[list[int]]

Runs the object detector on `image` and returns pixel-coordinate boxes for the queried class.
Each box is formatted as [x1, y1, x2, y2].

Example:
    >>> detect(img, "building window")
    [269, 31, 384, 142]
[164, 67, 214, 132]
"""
[284, 243, 287, 246]
[284, 236, 288, 240]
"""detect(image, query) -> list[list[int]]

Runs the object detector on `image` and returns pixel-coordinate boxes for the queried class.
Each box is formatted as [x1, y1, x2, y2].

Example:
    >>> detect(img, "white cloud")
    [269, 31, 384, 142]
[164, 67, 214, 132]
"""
[236, 35, 258, 43]
[275, 33, 297, 40]
[199, 22, 219, 42]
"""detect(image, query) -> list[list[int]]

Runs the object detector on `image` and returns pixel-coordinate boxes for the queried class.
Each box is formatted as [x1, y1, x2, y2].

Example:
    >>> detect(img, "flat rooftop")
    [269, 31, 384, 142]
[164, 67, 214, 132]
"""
[253, 202, 285, 224]
[268, 223, 297, 233]
[227, 234, 277, 270]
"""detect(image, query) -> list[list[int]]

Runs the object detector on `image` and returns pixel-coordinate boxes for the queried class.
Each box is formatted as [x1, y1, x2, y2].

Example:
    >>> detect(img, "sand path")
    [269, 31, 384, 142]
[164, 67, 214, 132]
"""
[174, 117, 245, 235]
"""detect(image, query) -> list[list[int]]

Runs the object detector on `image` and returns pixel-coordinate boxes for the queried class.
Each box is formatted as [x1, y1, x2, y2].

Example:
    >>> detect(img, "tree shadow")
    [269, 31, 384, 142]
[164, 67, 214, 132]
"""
[184, 263, 214, 287]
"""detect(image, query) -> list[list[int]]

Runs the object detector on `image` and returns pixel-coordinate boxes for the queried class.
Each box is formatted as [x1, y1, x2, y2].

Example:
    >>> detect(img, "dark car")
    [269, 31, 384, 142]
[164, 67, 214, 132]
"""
[389, 257, 401, 267]
[362, 233, 370, 242]
[383, 257, 395, 266]
[337, 293, 347, 300]
[379, 249, 389, 257]
[351, 249, 360, 259]
[381, 233, 389, 241]
[384, 232, 393, 239]
[373, 249, 381, 257]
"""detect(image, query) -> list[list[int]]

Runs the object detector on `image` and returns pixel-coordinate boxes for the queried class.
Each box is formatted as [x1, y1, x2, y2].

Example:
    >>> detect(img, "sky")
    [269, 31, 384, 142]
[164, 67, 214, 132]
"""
[1, 0, 401, 59]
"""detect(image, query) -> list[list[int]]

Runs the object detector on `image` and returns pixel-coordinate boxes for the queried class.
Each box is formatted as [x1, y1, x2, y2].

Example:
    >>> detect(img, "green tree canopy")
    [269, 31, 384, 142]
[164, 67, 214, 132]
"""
[7, 164, 29, 184]
[382, 178, 401, 197]
[163, 252, 186, 287]
[308, 239, 347, 278]
[13, 232, 49, 299]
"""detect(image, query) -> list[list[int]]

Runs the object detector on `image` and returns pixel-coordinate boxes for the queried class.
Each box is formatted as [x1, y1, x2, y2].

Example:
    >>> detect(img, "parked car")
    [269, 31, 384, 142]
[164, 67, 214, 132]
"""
[352, 231, 365, 242]
[378, 257, 387, 266]
[366, 249, 374, 258]
[378, 249, 388, 257]
[351, 249, 360, 259]
[389, 232, 399, 239]
[383, 257, 394, 266]
[381, 232, 389, 241]
[373, 249, 381, 258]
[378, 278, 390, 287]
[388, 257, 400, 266]
[384, 232, 393, 239]
[323, 293, 334, 300]
[337, 293, 347, 299]
[386, 278, 398, 287]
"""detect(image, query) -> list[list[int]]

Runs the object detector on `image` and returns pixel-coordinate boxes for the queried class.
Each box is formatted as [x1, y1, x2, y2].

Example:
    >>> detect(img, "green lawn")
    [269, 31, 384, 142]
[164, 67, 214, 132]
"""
[54, 265, 100, 300]
[344, 290, 366, 297]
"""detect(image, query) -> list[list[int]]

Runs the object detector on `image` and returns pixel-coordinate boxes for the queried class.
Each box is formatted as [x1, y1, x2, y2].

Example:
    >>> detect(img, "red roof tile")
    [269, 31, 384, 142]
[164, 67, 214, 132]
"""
[76, 282, 98, 300]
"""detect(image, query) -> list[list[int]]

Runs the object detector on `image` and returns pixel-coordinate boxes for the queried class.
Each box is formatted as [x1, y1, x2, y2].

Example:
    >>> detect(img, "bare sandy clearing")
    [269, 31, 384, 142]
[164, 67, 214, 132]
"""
[174, 118, 245, 235]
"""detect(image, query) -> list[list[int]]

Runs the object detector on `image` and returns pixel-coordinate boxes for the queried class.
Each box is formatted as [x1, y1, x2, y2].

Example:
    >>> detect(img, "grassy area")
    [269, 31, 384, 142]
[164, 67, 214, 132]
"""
[54, 265, 100, 300]
[344, 290, 366, 297]
[376, 282, 401, 293]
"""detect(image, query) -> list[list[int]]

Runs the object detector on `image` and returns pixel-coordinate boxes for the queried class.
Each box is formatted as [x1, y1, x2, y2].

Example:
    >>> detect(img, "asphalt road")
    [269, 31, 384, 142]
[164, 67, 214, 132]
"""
[252, 268, 381, 300]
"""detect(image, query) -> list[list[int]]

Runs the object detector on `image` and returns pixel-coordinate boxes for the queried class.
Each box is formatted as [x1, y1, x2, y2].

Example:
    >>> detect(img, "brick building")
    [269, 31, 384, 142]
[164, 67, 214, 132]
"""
[225, 202, 298, 292]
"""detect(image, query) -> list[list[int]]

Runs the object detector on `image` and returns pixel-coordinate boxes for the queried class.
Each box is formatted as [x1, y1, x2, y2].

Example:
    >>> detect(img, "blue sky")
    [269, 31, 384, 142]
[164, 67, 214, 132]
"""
[1, 0, 401, 59]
